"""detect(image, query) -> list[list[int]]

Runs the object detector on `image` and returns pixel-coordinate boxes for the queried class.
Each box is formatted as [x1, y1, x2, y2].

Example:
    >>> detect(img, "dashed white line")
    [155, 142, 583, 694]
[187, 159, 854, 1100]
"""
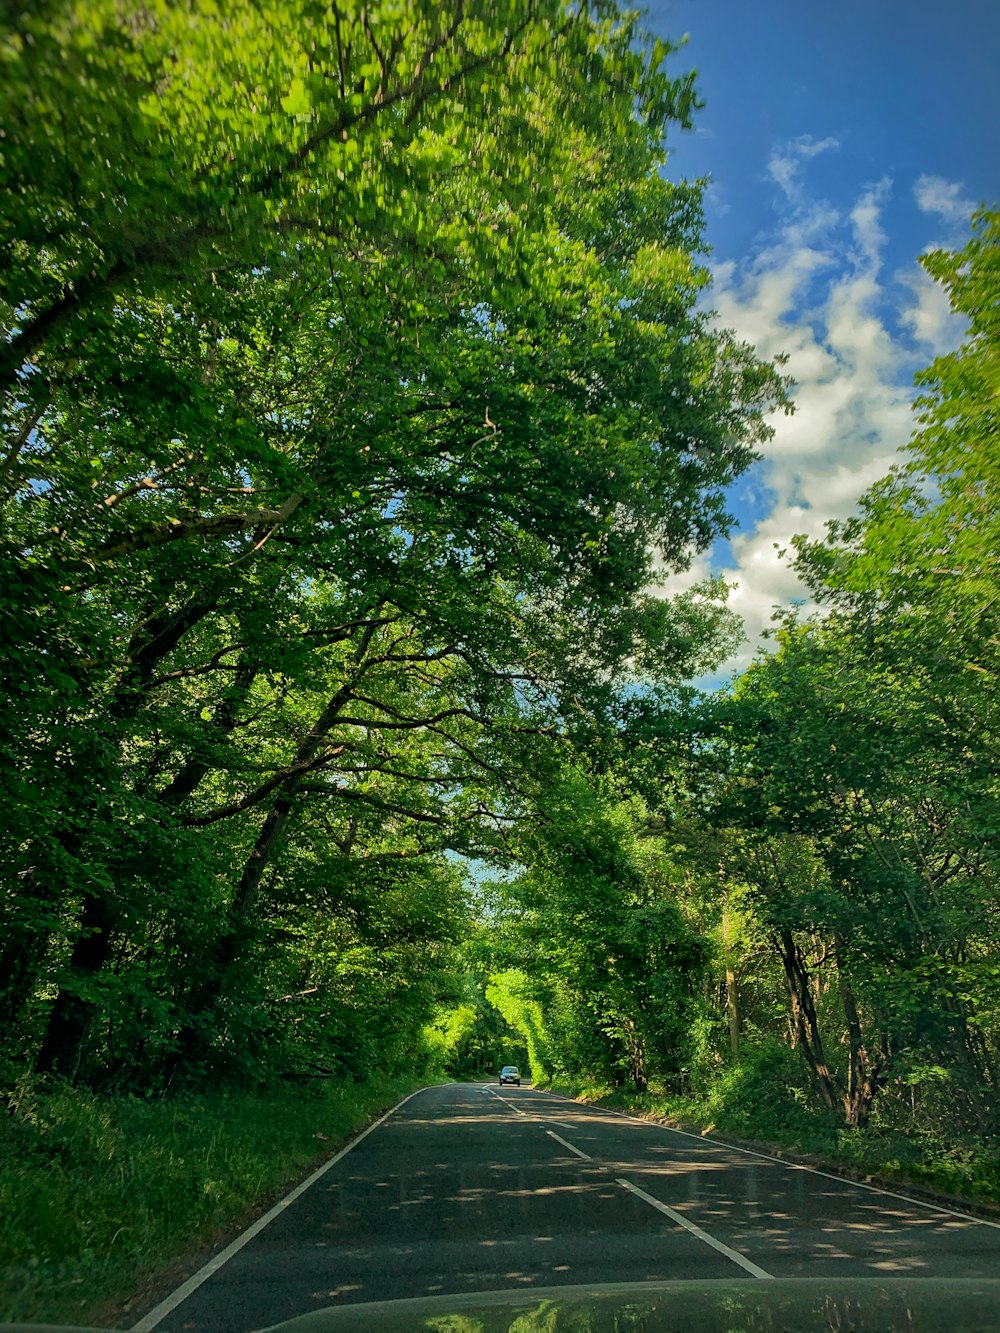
[539, 1117, 772, 1276]
[534, 1089, 1000, 1232]
[483, 1087, 527, 1115]
[616, 1178, 773, 1280]
[546, 1130, 592, 1160]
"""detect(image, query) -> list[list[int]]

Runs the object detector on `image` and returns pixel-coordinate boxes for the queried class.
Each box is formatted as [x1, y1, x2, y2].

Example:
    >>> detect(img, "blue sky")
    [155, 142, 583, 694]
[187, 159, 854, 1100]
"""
[642, 0, 1000, 674]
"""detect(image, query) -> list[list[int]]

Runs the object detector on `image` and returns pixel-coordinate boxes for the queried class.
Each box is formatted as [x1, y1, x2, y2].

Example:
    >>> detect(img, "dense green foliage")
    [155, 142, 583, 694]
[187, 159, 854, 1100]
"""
[475, 783, 710, 1089]
[448, 210, 1000, 1192]
[2, 3, 998, 1319]
[1, 0, 781, 1094]
[724, 211, 1000, 1138]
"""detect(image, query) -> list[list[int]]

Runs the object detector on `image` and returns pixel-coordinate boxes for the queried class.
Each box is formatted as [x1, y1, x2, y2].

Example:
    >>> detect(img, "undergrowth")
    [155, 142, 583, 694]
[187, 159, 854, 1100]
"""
[0, 1073, 422, 1327]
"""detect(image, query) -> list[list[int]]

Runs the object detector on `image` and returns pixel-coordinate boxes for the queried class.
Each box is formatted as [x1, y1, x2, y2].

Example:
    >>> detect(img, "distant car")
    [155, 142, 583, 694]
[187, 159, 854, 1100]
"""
[499, 1065, 520, 1086]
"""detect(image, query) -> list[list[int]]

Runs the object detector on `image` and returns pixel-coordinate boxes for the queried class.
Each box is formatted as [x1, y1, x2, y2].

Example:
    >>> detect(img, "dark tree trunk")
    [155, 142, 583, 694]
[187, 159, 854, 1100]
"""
[621, 1017, 648, 1093]
[168, 791, 297, 1076]
[34, 893, 116, 1079]
[156, 661, 259, 808]
[834, 937, 889, 1129]
[0, 929, 49, 1042]
[773, 930, 839, 1112]
[167, 623, 380, 1077]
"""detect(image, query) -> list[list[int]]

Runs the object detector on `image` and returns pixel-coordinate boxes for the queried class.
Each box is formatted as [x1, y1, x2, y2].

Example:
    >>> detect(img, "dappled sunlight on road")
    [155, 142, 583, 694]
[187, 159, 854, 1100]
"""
[613, 1155, 736, 1178]
[151, 1084, 1000, 1332]
[403, 1112, 528, 1128]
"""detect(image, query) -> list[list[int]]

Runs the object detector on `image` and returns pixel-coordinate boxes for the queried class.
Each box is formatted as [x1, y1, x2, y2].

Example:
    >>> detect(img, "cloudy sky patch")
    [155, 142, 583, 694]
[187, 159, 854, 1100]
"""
[667, 154, 972, 678]
[641, 0, 996, 682]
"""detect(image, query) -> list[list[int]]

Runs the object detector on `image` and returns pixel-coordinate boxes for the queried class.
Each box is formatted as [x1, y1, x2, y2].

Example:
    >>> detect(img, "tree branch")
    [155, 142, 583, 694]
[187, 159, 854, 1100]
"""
[181, 745, 347, 827]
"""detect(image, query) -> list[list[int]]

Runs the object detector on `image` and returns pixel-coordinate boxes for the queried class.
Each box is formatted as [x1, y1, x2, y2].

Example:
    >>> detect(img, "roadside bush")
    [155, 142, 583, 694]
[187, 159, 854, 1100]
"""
[705, 1040, 839, 1149]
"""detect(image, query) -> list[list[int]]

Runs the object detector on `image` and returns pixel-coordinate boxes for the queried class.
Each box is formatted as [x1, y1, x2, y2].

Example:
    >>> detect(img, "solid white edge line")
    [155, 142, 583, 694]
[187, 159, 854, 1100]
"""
[129, 1085, 431, 1332]
[535, 1090, 1000, 1232]
[616, 1178, 773, 1280]
[546, 1129, 592, 1160]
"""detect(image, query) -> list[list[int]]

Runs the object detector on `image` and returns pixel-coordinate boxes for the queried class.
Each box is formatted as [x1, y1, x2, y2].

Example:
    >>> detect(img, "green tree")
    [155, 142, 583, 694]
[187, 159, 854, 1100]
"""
[1, 2, 787, 1090]
[703, 610, 1000, 1129]
[480, 779, 709, 1091]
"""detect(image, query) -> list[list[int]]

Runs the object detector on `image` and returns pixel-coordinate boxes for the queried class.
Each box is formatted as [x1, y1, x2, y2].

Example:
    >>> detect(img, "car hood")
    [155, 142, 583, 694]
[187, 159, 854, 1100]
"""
[261, 1276, 1000, 1331]
[7, 1277, 1000, 1332]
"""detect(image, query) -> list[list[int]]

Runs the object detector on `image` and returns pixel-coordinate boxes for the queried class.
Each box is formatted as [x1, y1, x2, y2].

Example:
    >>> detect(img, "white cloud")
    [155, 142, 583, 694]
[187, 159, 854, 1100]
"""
[899, 266, 966, 353]
[664, 157, 970, 682]
[850, 178, 890, 266]
[914, 174, 975, 225]
[767, 134, 840, 201]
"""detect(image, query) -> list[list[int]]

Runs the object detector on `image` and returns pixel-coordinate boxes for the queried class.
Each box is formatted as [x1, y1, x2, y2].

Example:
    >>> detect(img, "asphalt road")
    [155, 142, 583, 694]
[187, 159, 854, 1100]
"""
[135, 1082, 1000, 1332]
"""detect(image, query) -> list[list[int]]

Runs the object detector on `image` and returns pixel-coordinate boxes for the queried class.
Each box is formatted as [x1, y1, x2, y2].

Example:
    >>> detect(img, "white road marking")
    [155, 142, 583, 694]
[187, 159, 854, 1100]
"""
[129, 1086, 431, 1332]
[483, 1087, 526, 1116]
[546, 1130, 592, 1160]
[616, 1178, 773, 1280]
[484, 1086, 527, 1115]
[535, 1090, 1000, 1232]
[537, 1107, 771, 1277]
[748, 1157, 1000, 1231]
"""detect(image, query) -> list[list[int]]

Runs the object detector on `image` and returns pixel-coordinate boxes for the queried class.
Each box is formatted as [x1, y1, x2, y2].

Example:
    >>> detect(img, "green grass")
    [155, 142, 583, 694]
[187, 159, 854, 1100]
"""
[0, 1073, 424, 1327]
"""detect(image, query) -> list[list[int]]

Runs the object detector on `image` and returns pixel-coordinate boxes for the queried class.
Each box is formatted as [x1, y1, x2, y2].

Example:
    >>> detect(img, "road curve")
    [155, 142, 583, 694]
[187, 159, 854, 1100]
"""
[135, 1082, 1000, 1332]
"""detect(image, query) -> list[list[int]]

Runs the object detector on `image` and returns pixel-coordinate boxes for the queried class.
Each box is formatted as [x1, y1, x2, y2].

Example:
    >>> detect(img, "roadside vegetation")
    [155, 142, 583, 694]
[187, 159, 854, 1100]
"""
[455, 209, 1000, 1212]
[0, 1074, 420, 1326]
[2, 0, 998, 1324]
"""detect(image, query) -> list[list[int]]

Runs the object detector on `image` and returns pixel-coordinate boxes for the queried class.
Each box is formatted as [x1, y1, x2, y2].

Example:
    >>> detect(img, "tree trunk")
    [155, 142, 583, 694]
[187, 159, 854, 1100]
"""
[773, 930, 839, 1111]
[722, 894, 740, 1058]
[23, 587, 231, 1080]
[0, 854, 67, 1045]
[938, 987, 992, 1130]
[35, 892, 116, 1079]
[155, 661, 259, 808]
[169, 792, 297, 1075]
[0, 927, 49, 1042]
[835, 938, 887, 1129]
[621, 1016, 648, 1092]
[167, 643, 375, 1076]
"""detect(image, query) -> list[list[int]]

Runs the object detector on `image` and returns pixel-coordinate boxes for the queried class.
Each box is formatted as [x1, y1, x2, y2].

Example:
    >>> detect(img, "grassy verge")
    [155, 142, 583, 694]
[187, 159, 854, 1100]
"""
[0, 1073, 425, 1327]
[541, 1075, 1000, 1213]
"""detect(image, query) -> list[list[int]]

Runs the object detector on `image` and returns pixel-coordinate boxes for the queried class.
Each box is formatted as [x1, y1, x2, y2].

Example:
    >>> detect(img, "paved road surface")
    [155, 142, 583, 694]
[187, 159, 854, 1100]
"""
[137, 1082, 1000, 1331]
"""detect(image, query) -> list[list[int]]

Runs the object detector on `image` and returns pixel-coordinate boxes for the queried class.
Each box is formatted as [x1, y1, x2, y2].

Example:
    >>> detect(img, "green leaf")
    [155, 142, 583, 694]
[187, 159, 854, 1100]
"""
[280, 77, 310, 117]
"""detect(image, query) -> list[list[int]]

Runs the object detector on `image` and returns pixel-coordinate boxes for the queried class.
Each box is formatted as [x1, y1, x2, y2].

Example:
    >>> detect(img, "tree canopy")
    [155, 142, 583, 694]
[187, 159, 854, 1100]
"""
[1, 0, 785, 1089]
[7, 2, 995, 1192]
